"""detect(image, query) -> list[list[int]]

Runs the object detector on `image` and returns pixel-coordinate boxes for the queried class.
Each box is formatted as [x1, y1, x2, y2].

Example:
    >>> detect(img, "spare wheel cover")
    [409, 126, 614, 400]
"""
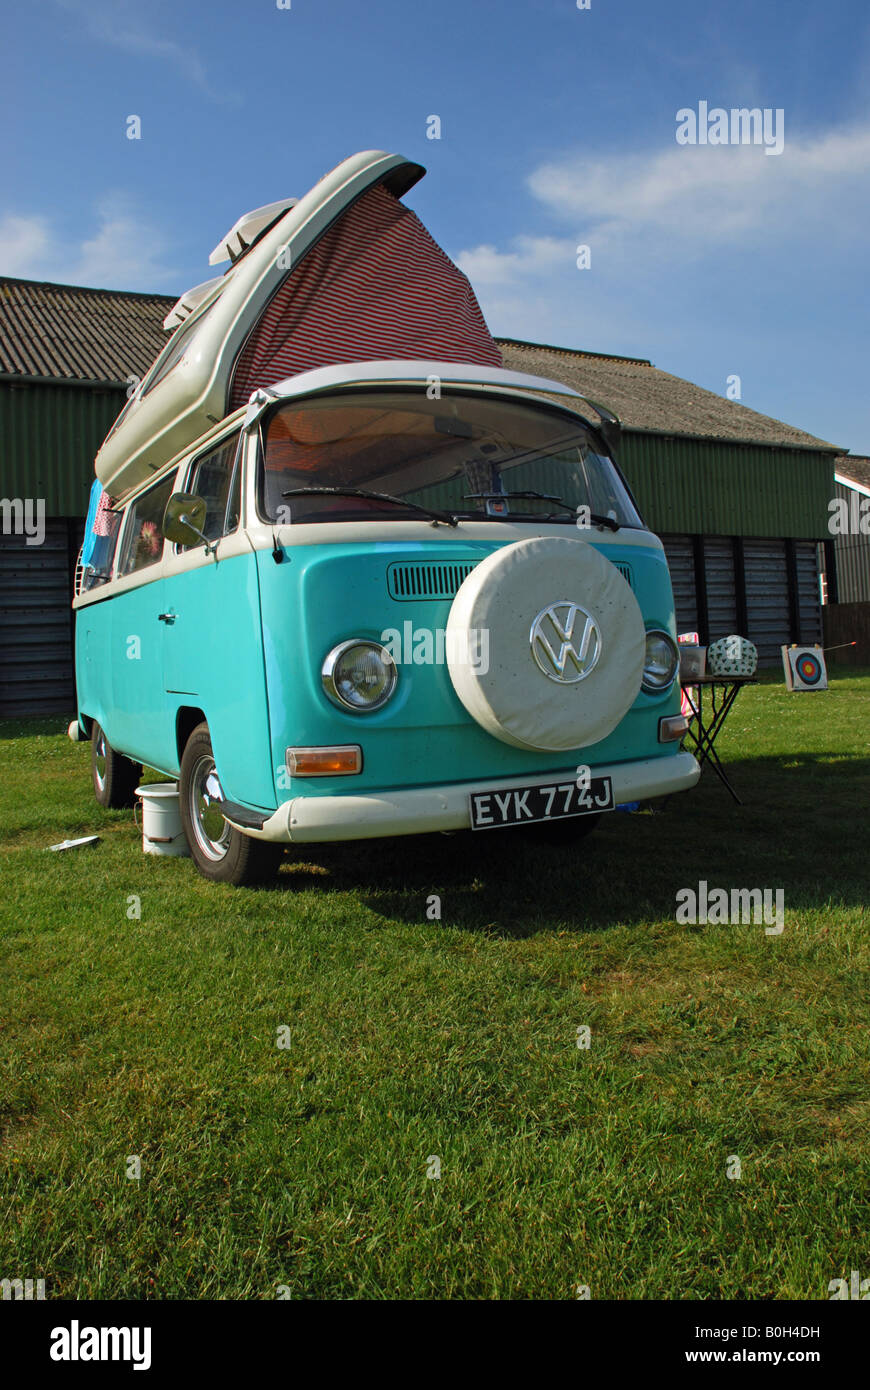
[445, 536, 646, 751]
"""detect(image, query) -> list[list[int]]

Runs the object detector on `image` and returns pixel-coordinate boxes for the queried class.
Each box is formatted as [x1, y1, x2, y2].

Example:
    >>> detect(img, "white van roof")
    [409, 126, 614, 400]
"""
[259, 359, 585, 410]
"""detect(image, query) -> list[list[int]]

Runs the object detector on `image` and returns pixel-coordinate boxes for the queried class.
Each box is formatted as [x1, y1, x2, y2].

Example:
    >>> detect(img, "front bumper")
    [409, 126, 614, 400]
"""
[226, 751, 700, 844]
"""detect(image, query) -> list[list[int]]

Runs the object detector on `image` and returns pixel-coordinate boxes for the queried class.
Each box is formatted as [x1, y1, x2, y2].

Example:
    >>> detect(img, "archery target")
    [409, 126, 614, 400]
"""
[782, 645, 828, 691]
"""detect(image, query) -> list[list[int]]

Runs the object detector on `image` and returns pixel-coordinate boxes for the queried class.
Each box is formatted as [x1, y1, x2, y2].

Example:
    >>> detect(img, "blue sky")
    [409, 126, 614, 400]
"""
[2, 0, 868, 452]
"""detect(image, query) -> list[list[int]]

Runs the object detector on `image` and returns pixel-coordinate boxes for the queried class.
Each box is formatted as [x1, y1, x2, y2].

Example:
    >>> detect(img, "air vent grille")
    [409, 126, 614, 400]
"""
[615, 562, 633, 588]
[387, 558, 631, 599]
[387, 561, 478, 601]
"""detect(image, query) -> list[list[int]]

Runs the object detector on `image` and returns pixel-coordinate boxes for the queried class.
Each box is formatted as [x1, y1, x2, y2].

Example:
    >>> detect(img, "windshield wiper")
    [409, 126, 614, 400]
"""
[280, 486, 458, 527]
[463, 491, 620, 530]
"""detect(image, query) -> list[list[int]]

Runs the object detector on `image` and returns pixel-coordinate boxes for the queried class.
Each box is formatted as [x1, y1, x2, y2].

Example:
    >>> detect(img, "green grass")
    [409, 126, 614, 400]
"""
[1, 670, 868, 1299]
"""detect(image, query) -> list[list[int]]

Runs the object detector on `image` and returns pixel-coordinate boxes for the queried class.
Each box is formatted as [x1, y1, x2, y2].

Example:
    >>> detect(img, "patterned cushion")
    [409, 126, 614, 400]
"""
[707, 635, 758, 676]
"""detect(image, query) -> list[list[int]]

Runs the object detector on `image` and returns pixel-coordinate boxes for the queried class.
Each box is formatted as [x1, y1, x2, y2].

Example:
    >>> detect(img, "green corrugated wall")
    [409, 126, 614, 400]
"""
[0, 381, 125, 516]
[619, 432, 835, 540]
[0, 382, 836, 539]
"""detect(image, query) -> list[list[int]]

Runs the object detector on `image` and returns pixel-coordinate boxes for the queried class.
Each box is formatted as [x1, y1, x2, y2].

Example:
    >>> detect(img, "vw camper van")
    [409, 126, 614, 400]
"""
[71, 153, 698, 883]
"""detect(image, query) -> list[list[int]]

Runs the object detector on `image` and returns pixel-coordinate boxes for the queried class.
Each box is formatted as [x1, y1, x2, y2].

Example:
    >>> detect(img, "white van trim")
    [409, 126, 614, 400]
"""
[256, 358, 590, 405]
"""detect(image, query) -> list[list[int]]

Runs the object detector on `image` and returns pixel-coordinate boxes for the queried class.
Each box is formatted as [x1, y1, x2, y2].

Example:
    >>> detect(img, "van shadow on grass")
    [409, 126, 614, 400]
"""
[276, 753, 870, 938]
[0, 716, 71, 740]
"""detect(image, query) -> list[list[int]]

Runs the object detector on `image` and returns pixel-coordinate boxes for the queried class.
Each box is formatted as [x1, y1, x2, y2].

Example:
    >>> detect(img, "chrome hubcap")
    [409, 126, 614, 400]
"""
[94, 730, 107, 788]
[189, 754, 230, 861]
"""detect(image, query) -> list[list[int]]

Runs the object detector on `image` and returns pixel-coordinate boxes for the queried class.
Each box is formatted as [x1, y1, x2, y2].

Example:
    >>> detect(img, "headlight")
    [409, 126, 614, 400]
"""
[642, 630, 678, 693]
[322, 640, 398, 712]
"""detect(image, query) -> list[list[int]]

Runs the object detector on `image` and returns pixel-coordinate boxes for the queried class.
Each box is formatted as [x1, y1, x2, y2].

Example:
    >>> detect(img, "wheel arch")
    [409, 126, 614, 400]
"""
[175, 706, 208, 764]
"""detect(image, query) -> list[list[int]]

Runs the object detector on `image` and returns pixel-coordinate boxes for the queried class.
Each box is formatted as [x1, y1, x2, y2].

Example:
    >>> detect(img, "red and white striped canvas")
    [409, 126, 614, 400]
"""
[93, 490, 116, 536]
[229, 183, 502, 409]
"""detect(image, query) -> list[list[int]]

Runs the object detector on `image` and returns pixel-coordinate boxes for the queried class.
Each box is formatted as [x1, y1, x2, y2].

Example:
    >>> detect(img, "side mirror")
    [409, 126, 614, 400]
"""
[162, 493, 216, 555]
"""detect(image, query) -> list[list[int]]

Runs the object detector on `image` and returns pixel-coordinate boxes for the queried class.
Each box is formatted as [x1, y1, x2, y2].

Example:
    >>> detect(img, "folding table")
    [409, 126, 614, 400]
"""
[680, 675, 758, 804]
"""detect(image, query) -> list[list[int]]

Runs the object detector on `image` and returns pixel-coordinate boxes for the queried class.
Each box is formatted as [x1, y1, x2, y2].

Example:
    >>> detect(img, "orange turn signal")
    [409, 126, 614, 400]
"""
[658, 715, 689, 743]
[286, 745, 362, 776]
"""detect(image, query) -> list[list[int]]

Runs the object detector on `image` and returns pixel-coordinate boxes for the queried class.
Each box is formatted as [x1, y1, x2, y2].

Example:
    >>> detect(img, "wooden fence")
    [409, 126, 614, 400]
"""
[823, 601, 870, 665]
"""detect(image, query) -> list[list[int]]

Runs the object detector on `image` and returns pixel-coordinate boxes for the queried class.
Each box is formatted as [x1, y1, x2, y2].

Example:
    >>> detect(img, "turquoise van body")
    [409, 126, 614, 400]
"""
[73, 363, 699, 882]
[256, 537, 680, 800]
[77, 548, 274, 807]
[76, 535, 679, 804]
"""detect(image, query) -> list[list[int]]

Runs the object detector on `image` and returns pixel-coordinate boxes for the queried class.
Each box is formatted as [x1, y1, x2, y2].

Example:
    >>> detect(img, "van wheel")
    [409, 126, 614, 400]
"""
[179, 722, 283, 885]
[91, 721, 141, 808]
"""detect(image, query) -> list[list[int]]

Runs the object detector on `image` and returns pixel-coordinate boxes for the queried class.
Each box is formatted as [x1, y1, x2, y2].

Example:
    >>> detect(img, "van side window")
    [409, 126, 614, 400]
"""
[117, 476, 176, 578]
[184, 433, 241, 546]
[82, 501, 123, 591]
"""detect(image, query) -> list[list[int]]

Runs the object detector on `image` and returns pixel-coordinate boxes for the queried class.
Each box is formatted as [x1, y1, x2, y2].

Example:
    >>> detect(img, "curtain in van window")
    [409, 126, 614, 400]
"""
[229, 183, 502, 409]
[81, 480, 122, 588]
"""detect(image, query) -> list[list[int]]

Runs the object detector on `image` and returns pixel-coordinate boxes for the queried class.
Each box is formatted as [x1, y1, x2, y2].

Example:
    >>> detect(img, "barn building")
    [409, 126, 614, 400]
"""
[0, 275, 848, 715]
[827, 455, 870, 604]
[818, 455, 870, 666]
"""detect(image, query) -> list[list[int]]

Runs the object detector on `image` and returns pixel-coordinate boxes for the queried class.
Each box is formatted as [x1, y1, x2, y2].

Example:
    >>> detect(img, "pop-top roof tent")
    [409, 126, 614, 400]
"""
[95, 150, 513, 499]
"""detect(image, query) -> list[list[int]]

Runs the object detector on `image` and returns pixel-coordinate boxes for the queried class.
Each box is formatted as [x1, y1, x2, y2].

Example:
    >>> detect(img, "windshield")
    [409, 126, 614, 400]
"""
[259, 389, 643, 527]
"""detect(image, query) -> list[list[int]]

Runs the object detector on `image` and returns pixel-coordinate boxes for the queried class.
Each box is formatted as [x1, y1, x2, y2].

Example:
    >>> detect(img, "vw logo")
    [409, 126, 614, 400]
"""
[529, 602, 602, 683]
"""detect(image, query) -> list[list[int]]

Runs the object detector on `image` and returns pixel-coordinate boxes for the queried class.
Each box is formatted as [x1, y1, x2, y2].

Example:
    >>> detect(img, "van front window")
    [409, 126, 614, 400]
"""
[117, 476, 175, 578]
[258, 389, 643, 528]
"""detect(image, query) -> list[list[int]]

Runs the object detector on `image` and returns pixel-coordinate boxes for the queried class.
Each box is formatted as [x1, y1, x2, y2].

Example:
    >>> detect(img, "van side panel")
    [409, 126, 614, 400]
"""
[107, 574, 179, 771]
[75, 596, 114, 744]
[75, 574, 177, 771]
[75, 550, 274, 810]
[160, 550, 275, 810]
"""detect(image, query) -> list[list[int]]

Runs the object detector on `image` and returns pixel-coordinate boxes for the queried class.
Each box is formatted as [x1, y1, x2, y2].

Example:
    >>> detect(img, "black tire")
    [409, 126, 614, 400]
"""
[91, 721, 141, 809]
[178, 722, 283, 885]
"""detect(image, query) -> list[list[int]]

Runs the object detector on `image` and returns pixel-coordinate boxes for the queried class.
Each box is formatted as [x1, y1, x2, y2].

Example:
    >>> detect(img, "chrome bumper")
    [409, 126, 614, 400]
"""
[226, 751, 700, 844]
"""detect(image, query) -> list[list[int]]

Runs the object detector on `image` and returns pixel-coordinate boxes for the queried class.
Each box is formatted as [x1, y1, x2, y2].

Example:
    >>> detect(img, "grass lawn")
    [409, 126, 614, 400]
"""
[1, 668, 868, 1300]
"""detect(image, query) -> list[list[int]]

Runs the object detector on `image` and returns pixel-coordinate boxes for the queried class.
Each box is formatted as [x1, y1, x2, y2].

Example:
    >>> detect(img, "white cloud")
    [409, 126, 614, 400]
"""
[73, 195, 177, 289]
[527, 123, 870, 246]
[451, 120, 870, 350]
[54, 0, 220, 98]
[456, 236, 574, 286]
[0, 216, 51, 276]
[0, 196, 178, 291]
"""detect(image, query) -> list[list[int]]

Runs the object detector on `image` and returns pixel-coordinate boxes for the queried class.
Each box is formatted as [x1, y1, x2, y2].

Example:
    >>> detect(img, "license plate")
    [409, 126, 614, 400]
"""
[469, 776, 614, 830]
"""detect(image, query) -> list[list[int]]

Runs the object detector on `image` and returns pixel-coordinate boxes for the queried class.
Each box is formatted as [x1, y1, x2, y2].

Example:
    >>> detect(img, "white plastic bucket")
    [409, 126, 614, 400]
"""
[135, 783, 190, 857]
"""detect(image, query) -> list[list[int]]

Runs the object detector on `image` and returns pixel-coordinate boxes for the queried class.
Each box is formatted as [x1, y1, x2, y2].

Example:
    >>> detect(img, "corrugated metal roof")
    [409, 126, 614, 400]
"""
[835, 454, 870, 489]
[0, 277, 175, 385]
[498, 338, 840, 453]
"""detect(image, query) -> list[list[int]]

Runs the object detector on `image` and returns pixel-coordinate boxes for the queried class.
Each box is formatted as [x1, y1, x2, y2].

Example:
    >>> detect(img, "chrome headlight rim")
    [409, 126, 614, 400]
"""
[321, 639, 398, 713]
[641, 628, 679, 694]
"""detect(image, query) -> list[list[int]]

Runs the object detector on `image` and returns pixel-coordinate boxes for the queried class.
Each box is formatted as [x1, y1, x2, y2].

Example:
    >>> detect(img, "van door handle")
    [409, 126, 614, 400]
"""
[158, 612, 176, 624]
